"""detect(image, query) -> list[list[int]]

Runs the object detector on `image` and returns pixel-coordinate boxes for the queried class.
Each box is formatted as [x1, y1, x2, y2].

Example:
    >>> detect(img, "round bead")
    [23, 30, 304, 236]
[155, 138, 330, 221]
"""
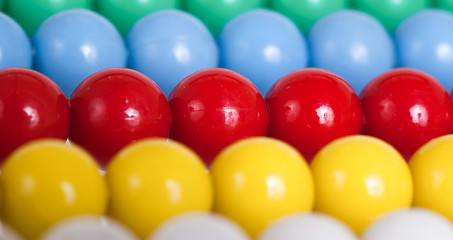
[219, 9, 308, 95]
[106, 138, 212, 239]
[169, 68, 268, 166]
[311, 135, 413, 234]
[309, 10, 395, 94]
[395, 9, 453, 92]
[409, 134, 453, 222]
[211, 137, 314, 238]
[360, 68, 453, 159]
[0, 68, 70, 162]
[69, 68, 171, 167]
[0, 12, 31, 69]
[33, 9, 127, 97]
[1, 139, 107, 240]
[266, 68, 362, 161]
[127, 9, 218, 96]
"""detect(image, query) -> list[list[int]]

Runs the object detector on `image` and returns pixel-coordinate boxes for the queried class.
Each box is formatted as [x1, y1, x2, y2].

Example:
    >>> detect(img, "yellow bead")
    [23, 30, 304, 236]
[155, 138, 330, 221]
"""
[409, 134, 453, 221]
[1, 139, 107, 240]
[106, 138, 212, 239]
[310, 135, 413, 234]
[210, 137, 314, 238]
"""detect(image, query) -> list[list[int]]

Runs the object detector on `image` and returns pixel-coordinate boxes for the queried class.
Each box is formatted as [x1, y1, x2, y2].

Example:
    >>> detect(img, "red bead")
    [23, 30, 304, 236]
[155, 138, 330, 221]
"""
[361, 68, 453, 159]
[266, 68, 362, 162]
[0, 68, 70, 162]
[69, 68, 171, 167]
[169, 68, 269, 166]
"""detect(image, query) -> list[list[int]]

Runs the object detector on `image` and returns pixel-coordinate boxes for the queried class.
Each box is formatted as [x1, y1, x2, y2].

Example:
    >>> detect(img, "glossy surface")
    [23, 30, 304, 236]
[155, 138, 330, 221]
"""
[1, 140, 107, 240]
[355, 0, 428, 32]
[41, 216, 139, 240]
[33, 9, 127, 97]
[70, 68, 171, 167]
[127, 9, 218, 96]
[5, 0, 93, 36]
[310, 135, 413, 234]
[409, 135, 453, 222]
[266, 68, 362, 161]
[309, 10, 395, 94]
[219, 9, 308, 95]
[0, 12, 32, 69]
[169, 68, 268, 166]
[395, 9, 453, 92]
[106, 139, 212, 239]
[184, 0, 265, 35]
[149, 212, 250, 240]
[211, 137, 314, 238]
[258, 213, 358, 240]
[0, 68, 70, 162]
[360, 68, 453, 159]
[362, 208, 453, 240]
[269, 0, 347, 33]
[96, 0, 180, 35]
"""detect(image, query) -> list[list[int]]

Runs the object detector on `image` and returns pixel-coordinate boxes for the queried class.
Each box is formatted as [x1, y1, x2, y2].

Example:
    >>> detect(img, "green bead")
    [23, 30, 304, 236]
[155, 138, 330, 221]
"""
[184, 0, 265, 35]
[269, 0, 348, 33]
[435, 0, 453, 11]
[5, 0, 93, 36]
[354, 0, 429, 32]
[96, 0, 180, 36]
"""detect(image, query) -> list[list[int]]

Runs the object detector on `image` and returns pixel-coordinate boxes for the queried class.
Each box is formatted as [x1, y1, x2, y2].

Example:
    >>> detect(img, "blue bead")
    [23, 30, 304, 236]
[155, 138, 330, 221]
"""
[0, 12, 31, 69]
[219, 9, 308, 95]
[309, 9, 395, 94]
[33, 9, 127, 97]
[127, 9, 218, 96]
[395, 9, 453, 92]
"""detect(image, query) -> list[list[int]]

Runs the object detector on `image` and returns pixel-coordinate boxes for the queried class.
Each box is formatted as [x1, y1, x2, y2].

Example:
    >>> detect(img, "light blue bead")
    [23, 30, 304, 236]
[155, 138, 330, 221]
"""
[0, 11, 31, 69]
[395, 9, 453, 92]
[127, 9, 219, 96]
[33, 9, 127, 97]
[309, 9, 395, 94]
[219, 9, 308, 95]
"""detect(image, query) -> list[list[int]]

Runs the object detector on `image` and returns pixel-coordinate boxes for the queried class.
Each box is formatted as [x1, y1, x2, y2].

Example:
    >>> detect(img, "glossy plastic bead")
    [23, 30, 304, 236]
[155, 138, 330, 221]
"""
[309, 10, 395, 94]
[33, 9, 127, 97]
[409, 135, 453, 222]
[395, 9, 453, 92]
[106, 139, 212, 239]
[127, 9, 218, 96]
[266, 68, 362, 161]
[361, 68, 453, 159]
[0, 12, 31, 69]
[1, 140, 107, 240]
[211, 137, 314, 238]
[311, 135, 413, 234]
[0, 68, 70, 162]
[169, 68, 268, 166]
[69, 68, 171, 167]
[219, 9, 308, 95]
